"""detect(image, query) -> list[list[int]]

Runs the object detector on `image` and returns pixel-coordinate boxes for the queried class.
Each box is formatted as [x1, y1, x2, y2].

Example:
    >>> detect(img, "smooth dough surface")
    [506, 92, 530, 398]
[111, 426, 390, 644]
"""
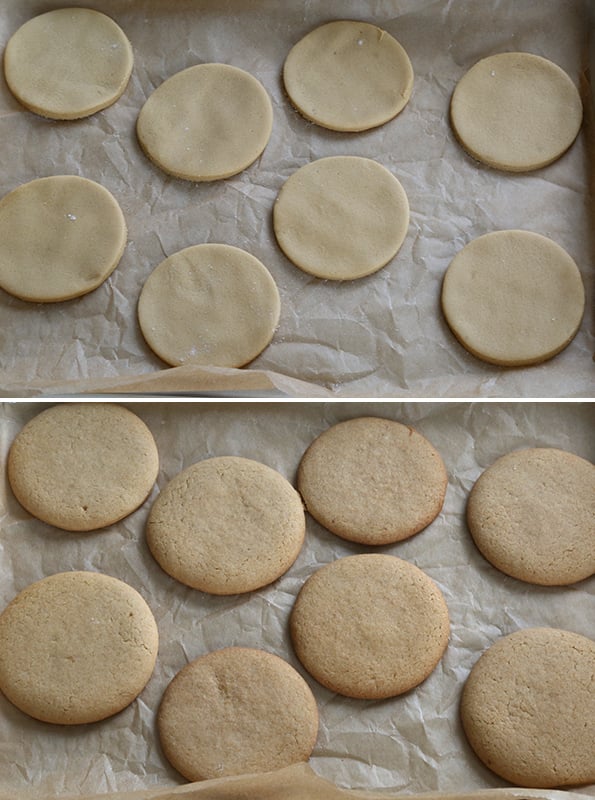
[441, 230, 585, 366]
[138, 244, 280, 368]
[146, 456, 305, 595]
[283, 20, 413, 132]
[290, 554, 450, 699]
[4, 8, 133, 120]
[450, 52, 582, 172]
[461, 628, 595, 788]
[0, 175, 127, 303]
[0, 571, 158, 725]
[273, 156, 409, 280]
[8, 403, 159, 532]
[298, 417, 447, 545]
[467, 448, 595, 586]
[137, 63, 273, 181]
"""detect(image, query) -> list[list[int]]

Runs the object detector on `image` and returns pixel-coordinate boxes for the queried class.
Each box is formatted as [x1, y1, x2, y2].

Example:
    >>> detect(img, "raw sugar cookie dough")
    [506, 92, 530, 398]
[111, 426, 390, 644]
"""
[283, 20, 413, 132]
[450, 52, 582, 172]
[146, 456, 305, 595]
[441, 230, 585, 366]
[274, 156, 409, 280]
[461, 628, 595, 788]
[298, 416, 447, 545]
[0, 175, 127, 303]
[137, 63, 273, 181]
[290, 554, 450, 699]
[138, 244, 280, 368]
[467, 448, 595, 586]
[8, 403, 159, 532]
[157, 647, 318, 781]
[0, 571, 158, 725]
[4, 8, 133, 120]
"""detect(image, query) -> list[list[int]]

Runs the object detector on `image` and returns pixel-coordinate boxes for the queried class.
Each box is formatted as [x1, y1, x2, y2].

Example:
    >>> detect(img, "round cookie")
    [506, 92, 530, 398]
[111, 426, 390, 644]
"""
[137, 244, 280, 368]
[273, 156, 409, 280]
[157, 647, 318, 781]
[283, 20, 413, 132]
[0, 571, 158, 725]
[297, 416, 447, 545]
[3, 8, 133, 120]
[290, 554, 450, 699]
[467, 448, 595, 586]
[441, 230, 585, 366]
[0, 176, 127, 303]
[136, 63, 273, 181]
[146, 456, 305, 595]
[8, 403, 159, 532]
[450, 52, 582, 172]
[461, 627, 595, 788]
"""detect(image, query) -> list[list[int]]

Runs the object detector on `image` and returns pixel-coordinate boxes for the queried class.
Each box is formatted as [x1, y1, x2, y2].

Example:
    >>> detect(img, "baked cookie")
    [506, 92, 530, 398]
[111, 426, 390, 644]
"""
[8, 403, 159, 532]
[157, 647, 319, 781]
[461, 627, 595, 788]
[467, 448, 595, 585]
[146, 456, 305, 594]
[0, 571, 158, 725]
[297, 416, 447, 545]
[283, 20, 413, 132]
[290, 554, 449, 699]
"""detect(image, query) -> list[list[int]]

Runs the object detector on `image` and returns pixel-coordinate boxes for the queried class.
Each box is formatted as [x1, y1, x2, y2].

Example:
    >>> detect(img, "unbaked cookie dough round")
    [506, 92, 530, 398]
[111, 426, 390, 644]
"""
[157, 647, 319, 781]
[283, 20, 413, 132]
[290, 554, 450, 699]
[467, 448, 595, 586]
[0, 175, 127, 303]
[8, 403, 159, 532]
[137, 244, 280, 368]
[298, 416, 447, 545]
[441, 230, 585, 366]
[4, 8, 133, 120]
[146, 456, 305, 595]
[461, 628, 595, 788]
[0, 571, 158, 725]
[136, 63, 273, 181]
[273, 156, 409, 280]
[450, 52, 582, 172]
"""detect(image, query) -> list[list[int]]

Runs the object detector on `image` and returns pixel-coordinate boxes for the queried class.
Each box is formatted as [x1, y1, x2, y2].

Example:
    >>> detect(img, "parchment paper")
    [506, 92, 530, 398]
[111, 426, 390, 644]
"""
[0, 0, 593, 397]
[0, 400, 593, 797]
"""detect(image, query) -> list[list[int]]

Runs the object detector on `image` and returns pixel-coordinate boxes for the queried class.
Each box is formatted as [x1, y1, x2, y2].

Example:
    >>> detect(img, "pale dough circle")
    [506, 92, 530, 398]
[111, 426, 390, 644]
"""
[441, 230, 585, 366]
[273, 156, 409, 280]
[461, 628, 595, 788]
[0, 175, 127, 303]
[283, 20, 413, 132]
[450, 52, 582, 172]
[298, 416, 447, 545]
[146, 456, 305, 595]
[4, 8, 133, 120]
[290, 554, 450, 699]
[8, 403, 159, 532]
[467, 448, 595, 586]
[136, 63, 273, 181]
[157, 647, 319, 781]
[0, 571, 159, 725]
[137, 244, 280, 368]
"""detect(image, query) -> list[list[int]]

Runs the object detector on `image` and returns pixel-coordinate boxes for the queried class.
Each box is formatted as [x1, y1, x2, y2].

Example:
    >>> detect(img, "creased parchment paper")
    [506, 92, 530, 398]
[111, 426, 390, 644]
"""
[0, 401, 593, 797]
[0, 0, 593, 397]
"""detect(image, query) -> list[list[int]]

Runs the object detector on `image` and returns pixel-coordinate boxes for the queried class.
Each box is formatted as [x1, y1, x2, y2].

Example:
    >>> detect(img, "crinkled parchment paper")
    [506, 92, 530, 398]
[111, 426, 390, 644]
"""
[0, 400, 593, 797]
[0, 0, 593, 397]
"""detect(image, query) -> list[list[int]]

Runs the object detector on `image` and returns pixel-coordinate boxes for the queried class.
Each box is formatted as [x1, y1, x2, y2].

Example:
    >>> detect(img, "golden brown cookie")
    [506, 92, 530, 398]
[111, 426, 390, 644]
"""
[157, 647, 319, 781]
[297, 417, 447, 545]
[0, 571, 158, 725]
[290, 554, 450, 699]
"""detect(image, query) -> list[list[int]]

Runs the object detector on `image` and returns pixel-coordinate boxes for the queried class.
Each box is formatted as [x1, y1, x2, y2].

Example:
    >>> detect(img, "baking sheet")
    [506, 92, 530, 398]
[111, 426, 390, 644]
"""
[0, 400, 593, 797]
[0, 0, 593, 397]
